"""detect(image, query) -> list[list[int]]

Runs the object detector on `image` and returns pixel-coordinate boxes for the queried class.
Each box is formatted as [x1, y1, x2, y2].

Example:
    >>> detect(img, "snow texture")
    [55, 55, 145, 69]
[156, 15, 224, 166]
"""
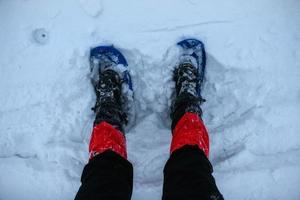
[1, 0, 300, 199]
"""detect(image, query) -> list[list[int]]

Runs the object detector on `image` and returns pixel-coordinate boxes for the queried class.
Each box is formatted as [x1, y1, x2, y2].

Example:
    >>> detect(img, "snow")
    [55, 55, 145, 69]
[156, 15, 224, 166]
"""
[1, 0, 300, 199]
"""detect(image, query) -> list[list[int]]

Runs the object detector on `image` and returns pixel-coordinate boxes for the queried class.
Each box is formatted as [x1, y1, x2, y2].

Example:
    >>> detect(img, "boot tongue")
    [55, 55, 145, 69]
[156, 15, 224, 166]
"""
[96, 70, 122, 105]
[175, 63, 198, 97]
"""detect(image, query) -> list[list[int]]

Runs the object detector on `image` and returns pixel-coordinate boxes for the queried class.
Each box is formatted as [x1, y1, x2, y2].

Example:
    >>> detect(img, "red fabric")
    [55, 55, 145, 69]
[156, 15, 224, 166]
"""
[89, 122, 127, 159]
[171, 112, 209, 157]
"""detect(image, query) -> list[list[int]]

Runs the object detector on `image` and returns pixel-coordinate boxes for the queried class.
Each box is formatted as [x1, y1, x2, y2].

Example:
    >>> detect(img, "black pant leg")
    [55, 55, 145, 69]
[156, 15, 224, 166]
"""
[162, 145, 223, 200]
[75, 150, 133, 200]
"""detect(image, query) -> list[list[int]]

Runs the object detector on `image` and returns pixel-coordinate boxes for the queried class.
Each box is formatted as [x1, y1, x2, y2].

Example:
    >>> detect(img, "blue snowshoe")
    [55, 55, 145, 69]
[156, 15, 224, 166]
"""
[171, 38, 206, 129]
[90, 45, 135, 131]
[176, 38, 206, 97]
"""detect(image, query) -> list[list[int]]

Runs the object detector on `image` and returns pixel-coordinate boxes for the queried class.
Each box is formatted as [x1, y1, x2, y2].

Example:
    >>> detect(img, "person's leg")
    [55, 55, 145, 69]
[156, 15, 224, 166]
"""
[162, 39, 223, 200]
[74, 123, 133, 200]
[163, 145, 222, 200]
[75, 47, 134, 200]
[162, 113, 223, 200]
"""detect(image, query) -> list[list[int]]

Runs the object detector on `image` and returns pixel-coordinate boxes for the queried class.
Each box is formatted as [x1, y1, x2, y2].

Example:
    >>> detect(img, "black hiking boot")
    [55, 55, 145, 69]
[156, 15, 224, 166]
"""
[92, 69, 128, 132]
[170, 39, 206, 130]
[90, 45, 134, 133]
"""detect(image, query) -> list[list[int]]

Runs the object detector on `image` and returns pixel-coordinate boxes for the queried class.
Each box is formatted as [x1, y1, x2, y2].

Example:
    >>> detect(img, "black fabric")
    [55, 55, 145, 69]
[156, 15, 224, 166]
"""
[75, 146, 223, 200]
[74, 150, 133, 200]
[93, 101, 127, 132]
[162, 145, 224, 200]
[171, 92, 204, 131]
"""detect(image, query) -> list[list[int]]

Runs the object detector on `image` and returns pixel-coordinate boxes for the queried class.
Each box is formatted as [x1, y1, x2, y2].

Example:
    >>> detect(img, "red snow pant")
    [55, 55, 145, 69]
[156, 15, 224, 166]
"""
[74, 113, 223, 200]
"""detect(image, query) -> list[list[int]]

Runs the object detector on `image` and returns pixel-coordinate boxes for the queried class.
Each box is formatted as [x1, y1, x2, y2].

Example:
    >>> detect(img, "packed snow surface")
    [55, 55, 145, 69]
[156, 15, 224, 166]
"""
[1, 0, 300, 199]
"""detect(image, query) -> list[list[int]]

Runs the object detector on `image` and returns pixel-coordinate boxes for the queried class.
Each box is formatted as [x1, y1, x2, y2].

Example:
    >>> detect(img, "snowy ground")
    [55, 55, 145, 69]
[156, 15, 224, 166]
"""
[1, 0, 300, 199]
